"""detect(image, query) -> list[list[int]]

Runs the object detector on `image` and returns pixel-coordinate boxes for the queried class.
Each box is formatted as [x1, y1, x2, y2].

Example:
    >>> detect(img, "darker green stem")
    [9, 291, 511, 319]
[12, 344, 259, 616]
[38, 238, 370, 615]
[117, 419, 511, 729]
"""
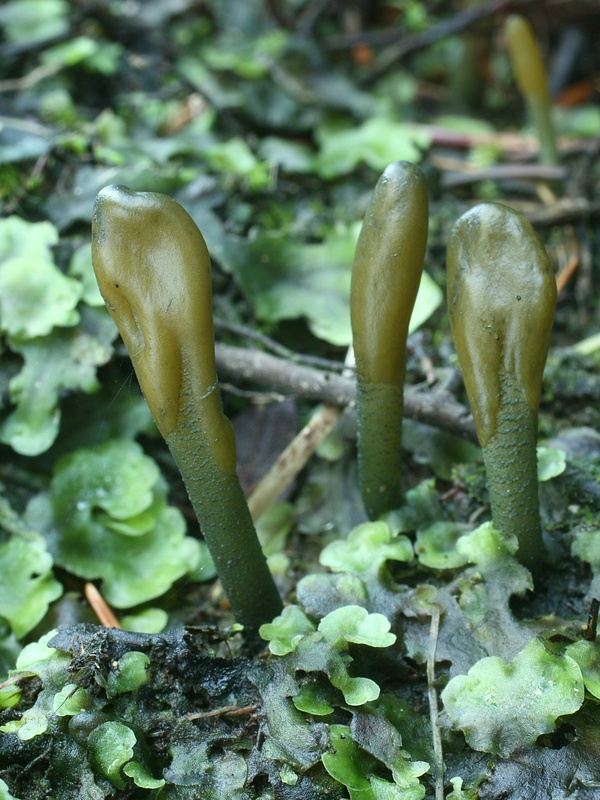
[483, 372, 544, 574]
[167, 398, 282, 631]
[356, 381, 404, 520]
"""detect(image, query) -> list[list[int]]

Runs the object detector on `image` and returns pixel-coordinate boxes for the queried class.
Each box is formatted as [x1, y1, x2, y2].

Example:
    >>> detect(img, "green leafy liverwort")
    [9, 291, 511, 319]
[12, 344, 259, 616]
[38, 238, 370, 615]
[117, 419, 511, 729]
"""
[92, 186, 282, 629]
[441, 637, 584, 758]
[351, 161, 428, 519]
[447, 202, 556, 574]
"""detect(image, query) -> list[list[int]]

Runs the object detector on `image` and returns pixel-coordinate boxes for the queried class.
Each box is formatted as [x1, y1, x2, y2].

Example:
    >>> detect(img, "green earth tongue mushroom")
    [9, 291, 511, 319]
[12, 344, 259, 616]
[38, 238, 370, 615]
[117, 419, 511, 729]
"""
[351, 161, 428, 519]
[92, 185, 282, 630]
[504, 14, 559, 167]
[447, 202, 556, 574]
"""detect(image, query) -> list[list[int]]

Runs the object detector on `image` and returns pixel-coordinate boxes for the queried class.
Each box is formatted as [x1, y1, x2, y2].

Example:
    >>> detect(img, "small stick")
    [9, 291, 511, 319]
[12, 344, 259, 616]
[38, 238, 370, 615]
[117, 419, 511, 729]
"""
[247, 404, 344, 521]
[84, 582, 122, 629]
[441, 163, 566, 188]
[555, 243, 580, 295]
[427, 606, 444, 800]
[187, 704, 257, 720]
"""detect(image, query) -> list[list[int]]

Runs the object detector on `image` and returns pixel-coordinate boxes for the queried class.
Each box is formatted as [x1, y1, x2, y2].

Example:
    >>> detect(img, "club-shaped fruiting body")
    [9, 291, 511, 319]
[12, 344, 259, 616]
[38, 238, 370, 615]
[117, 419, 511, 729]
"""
[505, 14, 559, 167]
[351, 161, 428, 519]
[447, 202, 556, 573]
[92, 185, 282, 629]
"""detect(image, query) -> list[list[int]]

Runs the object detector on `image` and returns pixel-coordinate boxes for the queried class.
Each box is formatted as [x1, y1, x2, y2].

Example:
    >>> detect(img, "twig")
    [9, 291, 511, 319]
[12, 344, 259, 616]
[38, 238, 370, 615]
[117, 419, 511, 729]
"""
[0, 63, 63, 92]
[426, 126, 540, 154]
[84, 582, 122, 629]
[248, 347, 353, 519]
[555, 232, 580, 294]
[427, 606, 444, 800]
[215, 343, 478, 443]
[525, 198, 600, 228]
[324, 0, 513, 51]
[441, 163, 567, 188]
[247, 404, 344, 520]
[426, 124, 597, 160]
[187, 704, 257, 720]
[214, 318, 347, 372]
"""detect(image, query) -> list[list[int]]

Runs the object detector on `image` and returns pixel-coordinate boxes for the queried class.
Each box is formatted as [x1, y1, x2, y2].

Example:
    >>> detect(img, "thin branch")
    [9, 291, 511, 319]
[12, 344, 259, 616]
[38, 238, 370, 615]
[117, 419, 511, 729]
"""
[187, 704, 257, 720]
[324, 0, 511, 51]
[525, 198, 600, 228]
[215, 343, 477, 443]
[427, 606, 444, 800]
[84, 583, 122, 629]
[441, 163, 567, 188]
[247, 404, 344, 520]
[214, 318, 347, 372]
[0, 63, 63, 92]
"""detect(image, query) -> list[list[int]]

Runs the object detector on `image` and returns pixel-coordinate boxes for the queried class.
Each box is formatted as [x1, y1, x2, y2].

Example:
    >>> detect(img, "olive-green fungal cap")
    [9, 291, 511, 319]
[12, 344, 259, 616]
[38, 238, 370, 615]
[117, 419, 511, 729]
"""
[505, 15, 549, 102]
[351, 160, 428, 386]
[447, 202, 556, 447]
[91, 186, 214, 438]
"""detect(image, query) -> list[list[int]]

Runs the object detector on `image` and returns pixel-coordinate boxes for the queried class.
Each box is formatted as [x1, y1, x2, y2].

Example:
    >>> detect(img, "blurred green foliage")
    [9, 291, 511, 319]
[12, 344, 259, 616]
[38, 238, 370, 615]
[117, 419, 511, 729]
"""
[1, 1, 600, 796]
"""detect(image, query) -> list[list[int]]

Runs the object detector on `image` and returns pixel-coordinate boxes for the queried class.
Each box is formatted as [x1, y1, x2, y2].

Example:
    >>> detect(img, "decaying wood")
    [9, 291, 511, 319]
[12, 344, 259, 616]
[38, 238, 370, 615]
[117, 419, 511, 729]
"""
[215, 343, 478, 444]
